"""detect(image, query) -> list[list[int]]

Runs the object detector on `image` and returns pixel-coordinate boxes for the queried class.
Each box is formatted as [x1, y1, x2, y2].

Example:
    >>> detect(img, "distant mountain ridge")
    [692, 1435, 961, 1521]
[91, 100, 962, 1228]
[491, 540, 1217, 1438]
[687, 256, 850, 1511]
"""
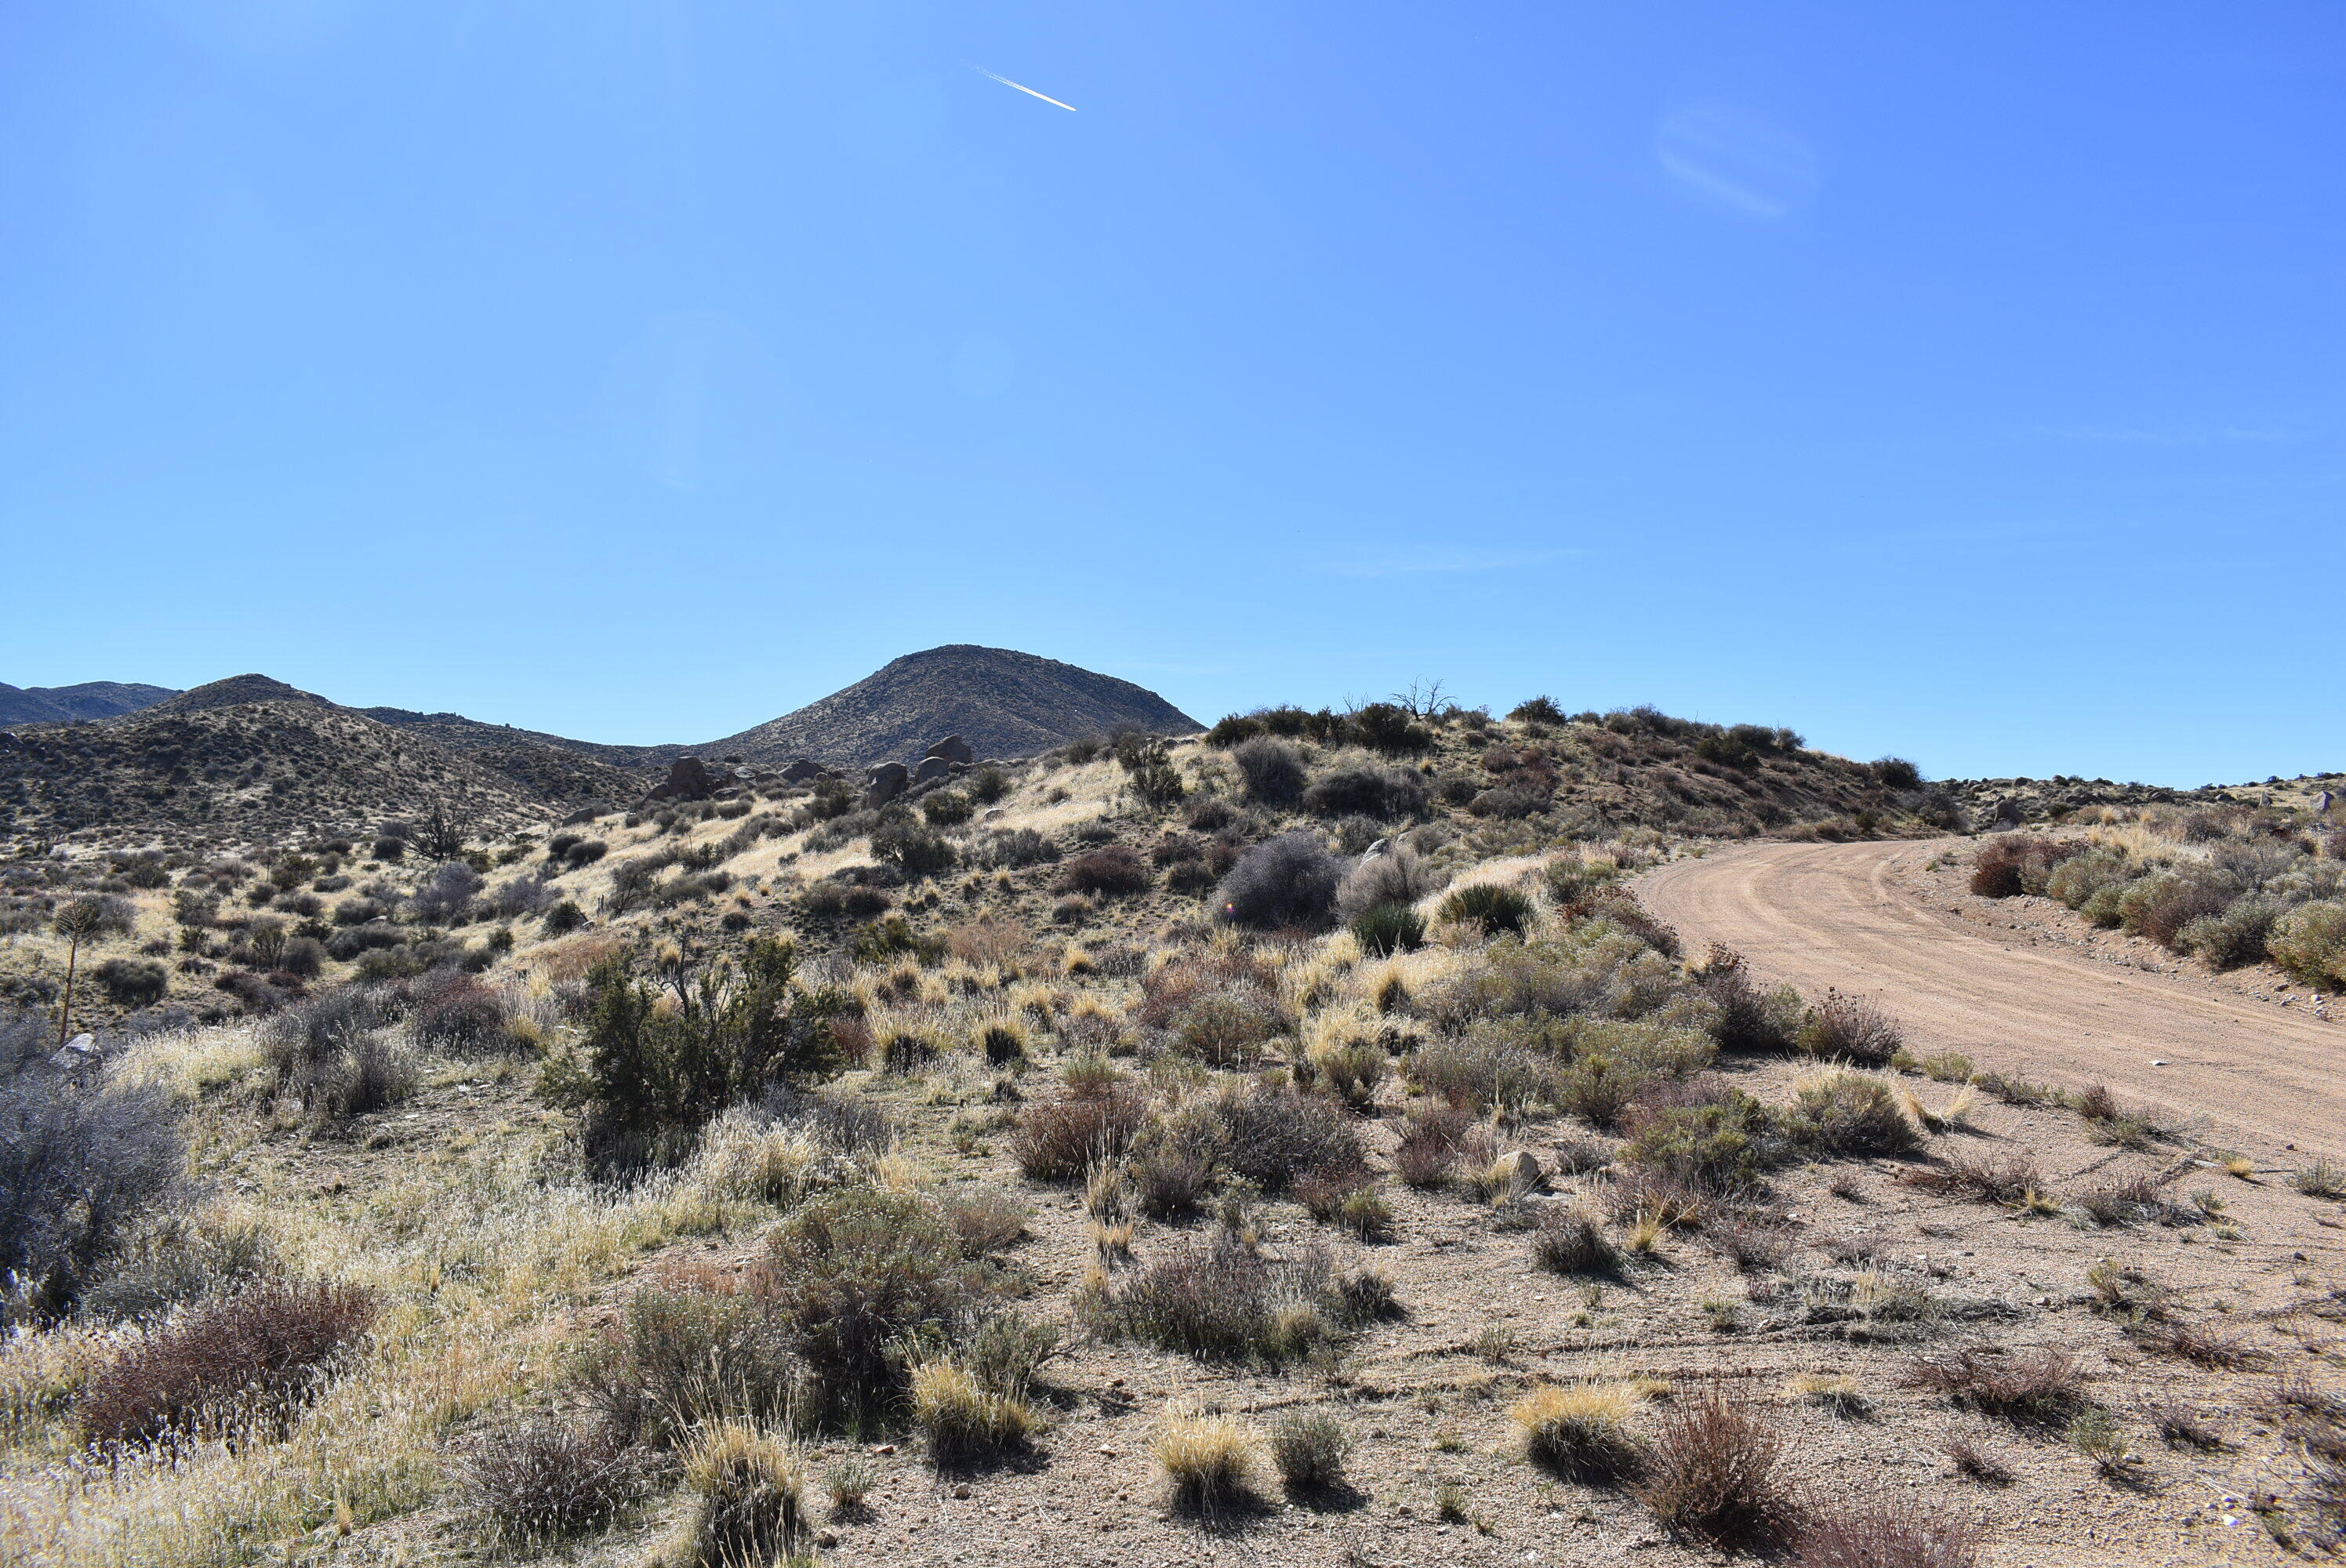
[698, 646, 1204, 769]
[0, 651, 1200, 841]
[0, 681, 178, 725]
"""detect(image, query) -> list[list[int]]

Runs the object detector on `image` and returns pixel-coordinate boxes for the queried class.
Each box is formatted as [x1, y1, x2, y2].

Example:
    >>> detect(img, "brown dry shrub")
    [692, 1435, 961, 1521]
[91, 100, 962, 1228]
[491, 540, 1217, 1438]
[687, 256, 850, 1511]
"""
[1897, 1152, 2040, 1206]
[1903, 1347, 2085, 1430]
[1393, 1104, 1471, 1188]
[2132, 1319, 2268, 1371]
[1010, 1087, 1149, 1181]
[1796, 1496, 1985, 1568]
[1632, 1391, 1797, 1548]
[463, 1414, 654, 1542]
[1057, 846, 1151, 898]
[1131, 949, 1282, 1031]
[79, 1279, 377, 1445]
[1796, 991, 1903, 1066]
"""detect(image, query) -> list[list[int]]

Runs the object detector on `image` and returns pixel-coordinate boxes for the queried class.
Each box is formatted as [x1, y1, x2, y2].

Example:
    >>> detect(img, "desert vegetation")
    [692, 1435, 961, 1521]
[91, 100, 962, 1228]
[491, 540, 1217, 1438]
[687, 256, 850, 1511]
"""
[0, 699, 2338, 1567]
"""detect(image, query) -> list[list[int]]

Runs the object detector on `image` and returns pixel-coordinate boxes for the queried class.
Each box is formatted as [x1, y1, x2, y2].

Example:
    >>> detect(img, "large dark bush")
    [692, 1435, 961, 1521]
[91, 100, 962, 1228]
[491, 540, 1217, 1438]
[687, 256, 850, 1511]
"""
[1350, 702, 1433, 756]
[1304, 766, 1429, 821]
[1212, 830, 1342, 929]
[871, 820, 957, 879]
[545, 939, 852, 1171]
[0, 1063, 183, 1323]
[93, 959, 169, 1007]
[1232, 739, 1306, 807]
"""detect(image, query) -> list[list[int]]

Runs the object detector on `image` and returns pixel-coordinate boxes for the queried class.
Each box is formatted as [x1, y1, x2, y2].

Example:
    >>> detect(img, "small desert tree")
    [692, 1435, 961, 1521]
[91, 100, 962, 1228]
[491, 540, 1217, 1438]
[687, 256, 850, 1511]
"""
[52, 898, 105, 1046]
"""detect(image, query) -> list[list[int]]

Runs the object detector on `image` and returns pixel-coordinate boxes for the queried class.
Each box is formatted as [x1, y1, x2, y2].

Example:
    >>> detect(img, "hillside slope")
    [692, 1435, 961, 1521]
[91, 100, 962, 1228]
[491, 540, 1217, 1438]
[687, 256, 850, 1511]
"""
[0, 696, 638, 845]
[704, 644, 1201, 768]
[0, 680, 177, 725]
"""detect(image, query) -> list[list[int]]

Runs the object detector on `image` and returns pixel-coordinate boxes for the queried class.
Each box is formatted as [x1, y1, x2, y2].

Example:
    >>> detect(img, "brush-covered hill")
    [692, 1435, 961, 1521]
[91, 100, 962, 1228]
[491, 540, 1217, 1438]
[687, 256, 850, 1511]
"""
[355, 707, 669, 771]
[700, 644, 1203, 769]
[0, 678, 638, 847]
[0, 680, 177, 725]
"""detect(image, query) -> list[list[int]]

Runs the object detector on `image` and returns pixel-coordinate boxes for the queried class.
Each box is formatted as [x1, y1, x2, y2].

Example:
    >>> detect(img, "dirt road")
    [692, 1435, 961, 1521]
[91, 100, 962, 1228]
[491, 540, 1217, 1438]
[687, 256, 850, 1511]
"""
[1640, 839, 2346, 1158]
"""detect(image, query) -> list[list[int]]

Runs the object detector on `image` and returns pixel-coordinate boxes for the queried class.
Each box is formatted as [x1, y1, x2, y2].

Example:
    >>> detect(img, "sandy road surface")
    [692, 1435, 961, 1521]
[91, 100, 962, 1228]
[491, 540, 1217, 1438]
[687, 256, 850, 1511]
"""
[1640, 838, 2346, 1159]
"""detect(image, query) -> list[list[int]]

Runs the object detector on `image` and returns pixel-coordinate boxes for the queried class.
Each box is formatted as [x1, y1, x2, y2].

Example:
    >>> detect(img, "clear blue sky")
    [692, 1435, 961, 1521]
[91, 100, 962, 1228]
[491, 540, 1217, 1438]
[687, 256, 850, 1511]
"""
[4, 3, 2339, 786]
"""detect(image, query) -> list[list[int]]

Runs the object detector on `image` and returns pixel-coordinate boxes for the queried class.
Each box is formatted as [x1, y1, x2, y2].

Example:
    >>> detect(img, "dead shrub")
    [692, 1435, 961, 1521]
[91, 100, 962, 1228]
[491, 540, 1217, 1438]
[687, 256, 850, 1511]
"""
[1131, 1148, 1216, 1218]
[2133, 1319, 2268, 1371]
[1057, 845, 1151, 898]
[1085, 1232, 1385, 1364]
[1531, 1207, 1618, 1276]
[1211, 1083, 1366, 1194]
[78, 1279, 377, 1446]
[1633, 1391, 1797, 1548]
[1796, 1496, 1985, 1568]
[463, 1414, 653, 1542]
[1898, 1152, 2040, 1206]
[1011, 1087, 1149, 1181]
[1903, 1347, 2085, 1430]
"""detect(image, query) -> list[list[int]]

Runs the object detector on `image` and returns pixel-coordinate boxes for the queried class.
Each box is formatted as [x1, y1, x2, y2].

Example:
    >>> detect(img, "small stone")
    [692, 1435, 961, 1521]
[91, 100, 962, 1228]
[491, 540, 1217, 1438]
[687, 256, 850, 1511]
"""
[1098, 1446, 1118, 1457]
[870, 1443, 896, 1455]
[817, 1529, 840, 1548]
[953, 1483, 971, 1499]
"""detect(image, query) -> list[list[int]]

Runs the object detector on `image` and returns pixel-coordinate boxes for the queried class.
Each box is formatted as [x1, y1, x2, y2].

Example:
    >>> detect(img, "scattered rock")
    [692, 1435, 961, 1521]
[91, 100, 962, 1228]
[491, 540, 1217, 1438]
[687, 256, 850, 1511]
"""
[912, 755, 956, 786]
[924, 735, 975, 765]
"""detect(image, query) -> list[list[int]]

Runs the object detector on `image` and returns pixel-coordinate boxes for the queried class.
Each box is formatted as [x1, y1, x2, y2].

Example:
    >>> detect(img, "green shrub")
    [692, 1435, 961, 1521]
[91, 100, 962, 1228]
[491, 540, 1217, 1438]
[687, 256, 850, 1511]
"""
[581, 1285, 800, 1446]
[2179, 893, 2283, 970]
[1621, 1091, 1784, 1190]
[2269, 901, 2346, 986]
[2046, 849, 2132, 910]
[762, 1189, 991, 1423]
[92, 958, 168, 1007]
[543, 899, 588, 935]
[1212, 1084, 1366, 1193]
[543, 939, 851, 1172]
[2117, 870, 2234, 949]
[1349, 902, 1425, 957]
[1787, 1070, 1922, 1158]
[1439, 883, 1534, 938]
[921, 791, 974, 826]
[1351, 702, 1433, 755]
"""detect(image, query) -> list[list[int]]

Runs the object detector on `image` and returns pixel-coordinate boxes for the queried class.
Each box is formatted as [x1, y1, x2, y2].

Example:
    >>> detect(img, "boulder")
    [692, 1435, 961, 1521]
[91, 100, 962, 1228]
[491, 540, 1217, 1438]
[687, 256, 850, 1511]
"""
[912, 756, 956, 786]
[924, 735, 975, 766]
[662, 757, 729, 802]
[864, 762, 910, 808]
[780, 759, 824, 784]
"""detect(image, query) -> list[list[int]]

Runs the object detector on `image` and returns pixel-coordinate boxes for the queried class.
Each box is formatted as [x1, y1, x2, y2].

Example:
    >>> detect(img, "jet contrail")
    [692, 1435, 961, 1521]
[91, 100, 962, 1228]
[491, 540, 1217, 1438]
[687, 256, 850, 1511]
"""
[976, 68, 1076, 112]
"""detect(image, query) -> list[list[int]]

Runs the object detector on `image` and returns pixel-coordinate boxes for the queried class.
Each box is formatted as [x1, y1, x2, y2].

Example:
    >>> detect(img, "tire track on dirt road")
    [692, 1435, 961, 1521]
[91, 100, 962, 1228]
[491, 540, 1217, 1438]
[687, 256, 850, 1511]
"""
[1639, 839, 2346, 1159]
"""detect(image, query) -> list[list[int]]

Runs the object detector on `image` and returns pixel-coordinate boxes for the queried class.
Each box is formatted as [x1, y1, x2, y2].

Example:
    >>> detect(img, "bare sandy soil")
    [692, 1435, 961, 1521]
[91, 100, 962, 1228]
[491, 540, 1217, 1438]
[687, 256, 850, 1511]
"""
[1640, 840, 2346, 1162]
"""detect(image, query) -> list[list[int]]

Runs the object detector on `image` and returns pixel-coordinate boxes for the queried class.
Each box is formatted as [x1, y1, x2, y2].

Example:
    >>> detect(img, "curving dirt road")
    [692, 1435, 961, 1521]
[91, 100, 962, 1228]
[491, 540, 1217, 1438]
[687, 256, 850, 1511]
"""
[1640, 839, 2346, 1158]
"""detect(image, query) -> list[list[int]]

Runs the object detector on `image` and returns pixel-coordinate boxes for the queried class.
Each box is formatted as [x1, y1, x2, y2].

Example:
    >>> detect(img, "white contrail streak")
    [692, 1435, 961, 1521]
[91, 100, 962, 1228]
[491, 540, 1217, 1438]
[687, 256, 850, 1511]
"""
[976, 68, 1076, 112]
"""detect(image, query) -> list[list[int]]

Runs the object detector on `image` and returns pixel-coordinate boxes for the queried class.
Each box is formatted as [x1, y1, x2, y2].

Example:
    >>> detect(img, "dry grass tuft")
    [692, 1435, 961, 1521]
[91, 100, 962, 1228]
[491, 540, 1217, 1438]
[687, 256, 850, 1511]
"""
[681, 1423, 808, 1568]
[909, 1360, 1037, 1464]
[1512, 1381, 1642, 1482]
[1157, 1409, 1263, 1512]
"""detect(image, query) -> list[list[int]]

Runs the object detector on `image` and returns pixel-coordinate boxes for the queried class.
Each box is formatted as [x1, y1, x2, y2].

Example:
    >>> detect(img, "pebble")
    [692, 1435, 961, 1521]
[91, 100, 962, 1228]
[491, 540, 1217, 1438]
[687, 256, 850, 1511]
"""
[953, 1483, 971, 1499]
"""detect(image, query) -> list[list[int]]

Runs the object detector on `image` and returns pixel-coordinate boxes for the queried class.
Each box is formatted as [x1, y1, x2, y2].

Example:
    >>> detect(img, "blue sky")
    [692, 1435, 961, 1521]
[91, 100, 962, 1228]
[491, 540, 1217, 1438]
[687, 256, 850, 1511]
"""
[3, 2, 2339, 786]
